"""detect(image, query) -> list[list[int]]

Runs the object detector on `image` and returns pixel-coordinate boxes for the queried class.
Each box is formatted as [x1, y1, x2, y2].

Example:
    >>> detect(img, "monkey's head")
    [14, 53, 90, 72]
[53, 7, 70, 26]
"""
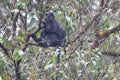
[44, 11, 55, 22]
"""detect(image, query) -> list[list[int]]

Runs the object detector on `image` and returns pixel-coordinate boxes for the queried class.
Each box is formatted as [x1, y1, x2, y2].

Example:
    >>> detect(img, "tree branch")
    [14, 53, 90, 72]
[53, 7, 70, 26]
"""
[102, 50, 120, 57]
[0, 42, 10, 57]
[90, 22, 120, 50]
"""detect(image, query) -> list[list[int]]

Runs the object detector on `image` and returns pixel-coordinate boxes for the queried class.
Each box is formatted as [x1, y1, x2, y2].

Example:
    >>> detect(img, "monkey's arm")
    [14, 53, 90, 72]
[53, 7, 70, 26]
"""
[31, 33, 42, 43]
[30, 33, 48, 47]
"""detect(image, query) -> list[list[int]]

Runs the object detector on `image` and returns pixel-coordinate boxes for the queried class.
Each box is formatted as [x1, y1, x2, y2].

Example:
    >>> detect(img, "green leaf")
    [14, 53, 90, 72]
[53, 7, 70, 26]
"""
[104, 23, 110, 28]
[61, 18, 66, 26]
[11, 9, 19, 13]
[65, 16, 72, 22]
[19, 30, 25, 37]
[18, 30, 25, 41]
[0, 37, 3, 43]
[13, 49, 24, 60]
[44, 64, 54, 70]
[2, 37, 11, 48]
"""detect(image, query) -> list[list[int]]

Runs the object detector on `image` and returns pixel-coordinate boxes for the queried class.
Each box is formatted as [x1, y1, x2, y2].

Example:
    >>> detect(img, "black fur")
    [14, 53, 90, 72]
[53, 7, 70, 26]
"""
[31, 11, 66, 47]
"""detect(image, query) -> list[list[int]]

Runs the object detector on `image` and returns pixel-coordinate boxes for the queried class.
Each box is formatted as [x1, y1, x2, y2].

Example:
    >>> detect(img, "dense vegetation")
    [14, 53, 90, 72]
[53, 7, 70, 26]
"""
[0, 0, 120, 80]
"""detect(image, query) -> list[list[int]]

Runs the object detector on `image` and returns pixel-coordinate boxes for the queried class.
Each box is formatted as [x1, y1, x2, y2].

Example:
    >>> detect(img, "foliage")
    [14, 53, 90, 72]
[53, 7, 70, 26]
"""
[0, 0, 120, 80]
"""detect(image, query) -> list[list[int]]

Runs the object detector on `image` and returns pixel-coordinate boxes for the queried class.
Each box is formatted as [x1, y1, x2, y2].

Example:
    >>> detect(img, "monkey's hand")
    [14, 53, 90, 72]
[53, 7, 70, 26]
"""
[25, 32, 32, 36]
[25, 32, 35, 38]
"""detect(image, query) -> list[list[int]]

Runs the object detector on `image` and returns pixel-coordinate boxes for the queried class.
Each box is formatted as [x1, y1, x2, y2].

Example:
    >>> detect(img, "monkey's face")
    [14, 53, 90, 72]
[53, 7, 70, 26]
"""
[44, 12, 55, 22]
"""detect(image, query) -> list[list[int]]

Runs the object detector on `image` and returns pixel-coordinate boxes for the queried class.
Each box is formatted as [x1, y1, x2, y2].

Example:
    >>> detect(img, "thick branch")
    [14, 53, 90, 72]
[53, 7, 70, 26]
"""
[90, 23, 120, 50]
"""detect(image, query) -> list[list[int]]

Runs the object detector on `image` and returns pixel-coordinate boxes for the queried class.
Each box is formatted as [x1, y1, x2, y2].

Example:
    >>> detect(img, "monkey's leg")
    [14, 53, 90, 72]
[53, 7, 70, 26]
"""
[37, 41, 48, 47]
[31, 34, 48, 47]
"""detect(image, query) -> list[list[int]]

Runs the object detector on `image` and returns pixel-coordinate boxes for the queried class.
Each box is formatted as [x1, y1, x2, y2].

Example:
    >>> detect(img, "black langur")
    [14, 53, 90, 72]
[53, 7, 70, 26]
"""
[31, 11, 66, 47]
